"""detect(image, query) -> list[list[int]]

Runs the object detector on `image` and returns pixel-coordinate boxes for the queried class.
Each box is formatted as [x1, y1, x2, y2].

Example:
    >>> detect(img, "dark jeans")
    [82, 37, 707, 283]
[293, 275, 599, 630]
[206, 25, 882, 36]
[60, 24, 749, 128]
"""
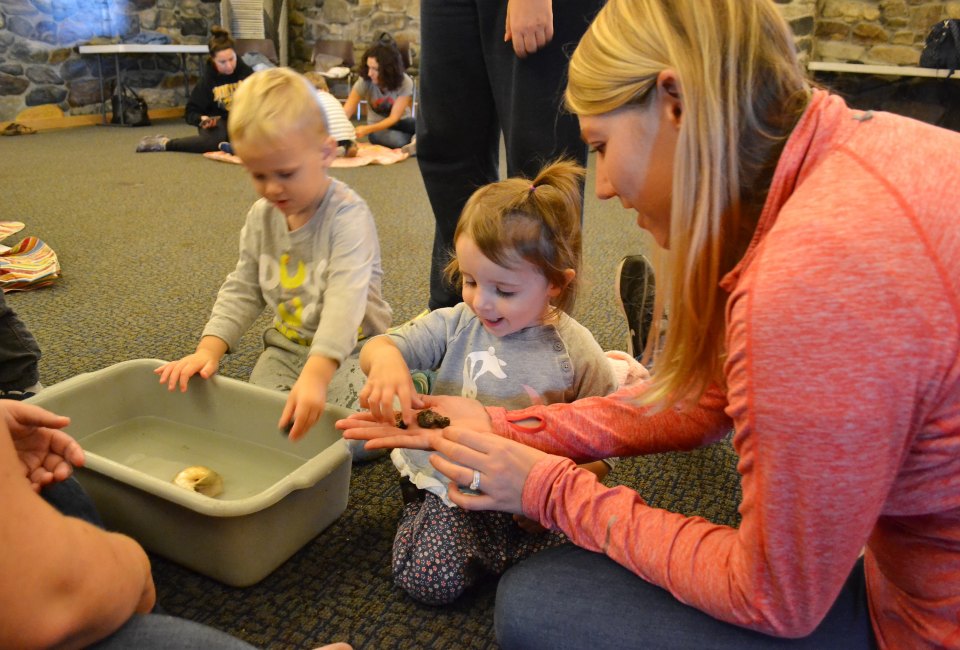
[369, 116, 416, 148]
[495, 544, 876, 650]
[416, 0, 602, 309]
[165, 120, 229, 154]
[0, 291, 40, 391]
[40, 478, 256, 649]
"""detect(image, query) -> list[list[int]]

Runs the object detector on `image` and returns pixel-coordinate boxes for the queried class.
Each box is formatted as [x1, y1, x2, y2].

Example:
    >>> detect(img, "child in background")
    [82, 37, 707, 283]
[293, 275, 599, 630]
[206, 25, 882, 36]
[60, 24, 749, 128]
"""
[156, 67, 392, 445]
[303, 72, 359, 158]
[0, 291, 43, 399]
[357, 159, 617, 604]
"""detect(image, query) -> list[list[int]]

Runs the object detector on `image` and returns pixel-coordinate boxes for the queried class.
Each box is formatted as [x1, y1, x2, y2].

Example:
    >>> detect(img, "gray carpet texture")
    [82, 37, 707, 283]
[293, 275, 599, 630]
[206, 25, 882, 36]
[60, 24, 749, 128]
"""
[1, 121, 741, 649]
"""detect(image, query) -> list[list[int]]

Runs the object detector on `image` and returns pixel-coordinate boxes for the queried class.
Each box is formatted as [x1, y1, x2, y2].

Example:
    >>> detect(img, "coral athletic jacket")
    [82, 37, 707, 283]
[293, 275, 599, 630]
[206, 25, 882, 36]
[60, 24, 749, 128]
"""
[487, 90, 960, 648]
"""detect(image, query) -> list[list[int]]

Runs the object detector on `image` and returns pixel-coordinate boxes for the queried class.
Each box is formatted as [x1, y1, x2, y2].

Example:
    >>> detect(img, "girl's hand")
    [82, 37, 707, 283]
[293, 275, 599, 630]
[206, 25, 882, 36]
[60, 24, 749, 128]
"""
[355, 124, 372, 139]
[430, 426, 548, 515]
[358, 356, 423, 427]
[513, 513, 547, 534]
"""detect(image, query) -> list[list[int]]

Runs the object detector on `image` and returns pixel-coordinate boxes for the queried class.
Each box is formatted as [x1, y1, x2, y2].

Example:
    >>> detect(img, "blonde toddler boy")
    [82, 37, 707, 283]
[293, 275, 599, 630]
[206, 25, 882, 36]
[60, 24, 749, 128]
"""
[156, 67, 392, 445]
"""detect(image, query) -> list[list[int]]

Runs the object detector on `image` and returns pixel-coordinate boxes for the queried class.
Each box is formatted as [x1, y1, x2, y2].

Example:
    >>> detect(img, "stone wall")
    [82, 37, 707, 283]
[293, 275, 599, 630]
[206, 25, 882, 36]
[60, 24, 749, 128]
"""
[816, 0, 960, 64]
[0, 0, 220, 122]
[776, 0, 818, 63]
[1, 0, 957, 123]
[290, 0, 419, 71]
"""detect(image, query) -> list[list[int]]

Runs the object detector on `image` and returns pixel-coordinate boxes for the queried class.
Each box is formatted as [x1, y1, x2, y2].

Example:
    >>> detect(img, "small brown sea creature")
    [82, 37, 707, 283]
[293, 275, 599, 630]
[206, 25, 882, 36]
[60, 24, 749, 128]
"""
[394, 409, 451, 430]
[172, 465, 224, 497]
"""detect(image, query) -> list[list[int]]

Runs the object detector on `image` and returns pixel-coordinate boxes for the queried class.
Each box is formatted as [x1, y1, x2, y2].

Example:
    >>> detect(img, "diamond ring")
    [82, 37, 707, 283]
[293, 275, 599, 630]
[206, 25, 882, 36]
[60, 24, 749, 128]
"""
[469, 469, 481, 492]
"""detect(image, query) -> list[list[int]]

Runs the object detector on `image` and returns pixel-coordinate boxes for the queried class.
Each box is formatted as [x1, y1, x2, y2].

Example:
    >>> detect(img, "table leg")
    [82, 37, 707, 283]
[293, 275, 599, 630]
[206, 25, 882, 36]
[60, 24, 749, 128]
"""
[113, 53, 124, 125]
[180, 53, 190, 104]
[97, 54, 106, 125]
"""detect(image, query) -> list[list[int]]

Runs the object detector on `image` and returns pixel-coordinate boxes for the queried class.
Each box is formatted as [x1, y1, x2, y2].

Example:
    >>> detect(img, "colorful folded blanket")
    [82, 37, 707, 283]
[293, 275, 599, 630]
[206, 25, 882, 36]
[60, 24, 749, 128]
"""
[0, 233, 61, 292]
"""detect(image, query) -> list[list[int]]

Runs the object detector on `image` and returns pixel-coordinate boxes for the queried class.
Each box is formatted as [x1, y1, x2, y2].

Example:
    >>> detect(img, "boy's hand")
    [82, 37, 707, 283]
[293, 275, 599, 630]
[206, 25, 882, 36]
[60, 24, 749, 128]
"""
[281, 356, 337, 441]
[154, 351, 220, 392]
[154, 337, 226, 392]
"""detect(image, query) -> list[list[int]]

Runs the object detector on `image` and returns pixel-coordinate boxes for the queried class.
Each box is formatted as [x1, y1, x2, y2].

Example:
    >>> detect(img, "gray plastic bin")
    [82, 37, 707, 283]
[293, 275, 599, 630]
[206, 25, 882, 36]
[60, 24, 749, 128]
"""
[27, 359, 352, 587]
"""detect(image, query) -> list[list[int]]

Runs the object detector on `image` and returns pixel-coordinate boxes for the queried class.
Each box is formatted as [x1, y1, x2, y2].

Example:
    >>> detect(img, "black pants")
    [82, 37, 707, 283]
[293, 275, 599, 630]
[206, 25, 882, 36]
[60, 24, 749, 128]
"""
[0, 291, 40, 391]
[416, 0, 603, 309]
[166, 120, 228, 154]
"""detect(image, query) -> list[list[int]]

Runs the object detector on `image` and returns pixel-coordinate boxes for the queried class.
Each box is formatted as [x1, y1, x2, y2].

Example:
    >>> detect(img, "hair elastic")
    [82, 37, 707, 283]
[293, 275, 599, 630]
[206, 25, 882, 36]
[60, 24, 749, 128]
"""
[529, 184, 537, 193]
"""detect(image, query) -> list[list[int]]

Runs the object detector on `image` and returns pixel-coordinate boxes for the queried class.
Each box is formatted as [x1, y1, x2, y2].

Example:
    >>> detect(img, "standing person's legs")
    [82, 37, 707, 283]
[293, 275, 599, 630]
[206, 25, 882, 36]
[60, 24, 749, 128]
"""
[0, 291, 41, 392]
[417, 0, 502, 310]
[490, 0, 602, 182]
[495, 545, 876, 649]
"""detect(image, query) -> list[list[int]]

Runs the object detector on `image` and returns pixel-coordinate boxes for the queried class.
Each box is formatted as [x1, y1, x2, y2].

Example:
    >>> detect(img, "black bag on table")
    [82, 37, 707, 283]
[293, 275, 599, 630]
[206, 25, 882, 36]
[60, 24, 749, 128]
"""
[110, 83, 151, 127]
[920, 19, 960, 77]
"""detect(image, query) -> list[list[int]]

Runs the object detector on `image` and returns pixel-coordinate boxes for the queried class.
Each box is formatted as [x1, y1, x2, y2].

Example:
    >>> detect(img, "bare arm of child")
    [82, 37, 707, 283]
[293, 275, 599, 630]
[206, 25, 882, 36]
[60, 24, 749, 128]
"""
[358, 335, 423, 426]
[513, 460, 610, 534]
[154, 335, 228, 392]
[282, 354, 338, 441]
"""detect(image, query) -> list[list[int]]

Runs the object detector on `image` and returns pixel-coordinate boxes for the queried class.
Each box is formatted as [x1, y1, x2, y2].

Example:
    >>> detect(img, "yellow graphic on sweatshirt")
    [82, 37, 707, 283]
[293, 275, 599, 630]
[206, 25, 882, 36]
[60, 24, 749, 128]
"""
[275, 254, 311, 345]
[277, 296, 311, 345]
[279, 253, 306, 289]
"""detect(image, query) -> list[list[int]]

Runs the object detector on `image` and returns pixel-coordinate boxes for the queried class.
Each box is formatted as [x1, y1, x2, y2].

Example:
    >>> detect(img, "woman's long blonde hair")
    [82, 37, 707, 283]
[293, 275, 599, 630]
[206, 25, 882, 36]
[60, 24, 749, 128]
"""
[566, 0, 809, 407]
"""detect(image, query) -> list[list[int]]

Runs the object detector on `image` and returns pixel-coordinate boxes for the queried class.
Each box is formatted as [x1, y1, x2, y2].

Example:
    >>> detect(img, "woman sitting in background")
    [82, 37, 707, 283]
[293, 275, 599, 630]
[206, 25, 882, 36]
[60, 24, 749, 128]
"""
[343, 33, 415, 152]
[136, 26, 254, 154]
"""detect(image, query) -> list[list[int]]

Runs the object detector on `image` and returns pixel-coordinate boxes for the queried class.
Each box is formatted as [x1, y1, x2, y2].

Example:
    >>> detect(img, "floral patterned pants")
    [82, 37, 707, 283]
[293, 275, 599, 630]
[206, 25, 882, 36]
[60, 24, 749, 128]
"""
[392, 491, 567, 605]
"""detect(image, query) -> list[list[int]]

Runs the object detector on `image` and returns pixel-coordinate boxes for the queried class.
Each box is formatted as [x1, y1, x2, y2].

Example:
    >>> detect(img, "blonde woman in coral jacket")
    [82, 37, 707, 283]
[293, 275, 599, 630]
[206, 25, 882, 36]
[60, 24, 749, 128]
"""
[340, 0, 960, 647]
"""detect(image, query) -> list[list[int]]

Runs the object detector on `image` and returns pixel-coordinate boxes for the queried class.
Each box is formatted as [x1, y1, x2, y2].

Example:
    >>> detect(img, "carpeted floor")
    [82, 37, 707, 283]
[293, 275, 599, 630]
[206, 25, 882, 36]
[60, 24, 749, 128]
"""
[1, 121, 741, 649]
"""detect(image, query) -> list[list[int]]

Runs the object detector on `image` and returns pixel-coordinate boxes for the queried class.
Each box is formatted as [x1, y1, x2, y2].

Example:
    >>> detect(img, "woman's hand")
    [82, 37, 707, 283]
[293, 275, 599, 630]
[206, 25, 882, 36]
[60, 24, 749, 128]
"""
[337, 410, 444, 451]
[2, 401, 82, 492]
[336, 394, 492, 452]
[430, 426, 548, 515]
